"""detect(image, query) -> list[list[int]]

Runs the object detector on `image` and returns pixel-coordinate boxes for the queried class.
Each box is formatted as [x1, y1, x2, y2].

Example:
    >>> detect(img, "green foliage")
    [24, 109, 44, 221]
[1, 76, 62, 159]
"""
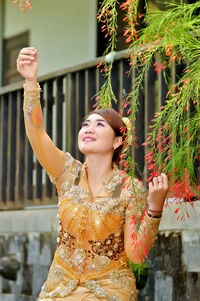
[97, 0, 119, 107]
[97, 0, 200, 202]
[129, 260, 149, 290]
[133, 1, 200, 198]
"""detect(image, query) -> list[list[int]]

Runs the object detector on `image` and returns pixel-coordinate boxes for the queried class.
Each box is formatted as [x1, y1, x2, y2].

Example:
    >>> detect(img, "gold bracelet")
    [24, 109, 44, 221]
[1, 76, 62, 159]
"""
[23, 83, 41, 114]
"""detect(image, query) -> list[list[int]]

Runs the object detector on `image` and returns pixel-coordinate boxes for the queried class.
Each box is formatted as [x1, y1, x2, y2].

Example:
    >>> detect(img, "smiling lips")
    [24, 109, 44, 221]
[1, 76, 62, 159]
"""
[83, 136, 96, 142]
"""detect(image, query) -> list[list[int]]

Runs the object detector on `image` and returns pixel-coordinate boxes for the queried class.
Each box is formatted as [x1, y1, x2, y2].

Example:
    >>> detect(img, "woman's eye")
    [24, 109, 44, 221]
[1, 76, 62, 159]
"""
[82, 122, 88, 127]
[97, 122, 104, 126]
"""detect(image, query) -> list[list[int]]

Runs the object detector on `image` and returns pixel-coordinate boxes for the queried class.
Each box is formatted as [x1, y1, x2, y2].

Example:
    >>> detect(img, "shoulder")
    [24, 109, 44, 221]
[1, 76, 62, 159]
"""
[120, 176, 148, 216]
[126, 178, 147, 201]
[50, 152, 82, 185]
[62, 152, 82, 171]
[120, 175, 147, 200]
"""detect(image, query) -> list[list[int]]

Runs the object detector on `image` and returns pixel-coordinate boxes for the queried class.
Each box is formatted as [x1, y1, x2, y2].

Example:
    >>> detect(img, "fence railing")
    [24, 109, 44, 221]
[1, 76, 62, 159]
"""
[0, 49, 181, 210]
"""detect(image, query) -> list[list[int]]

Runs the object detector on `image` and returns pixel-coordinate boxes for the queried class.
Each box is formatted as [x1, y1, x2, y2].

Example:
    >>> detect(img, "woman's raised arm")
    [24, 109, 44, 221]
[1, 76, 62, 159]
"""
[17, 47, 64, 180]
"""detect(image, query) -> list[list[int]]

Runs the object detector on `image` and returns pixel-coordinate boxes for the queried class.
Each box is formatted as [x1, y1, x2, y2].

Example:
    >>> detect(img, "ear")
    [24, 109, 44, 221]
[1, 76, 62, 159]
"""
[113, 136, 122, 150]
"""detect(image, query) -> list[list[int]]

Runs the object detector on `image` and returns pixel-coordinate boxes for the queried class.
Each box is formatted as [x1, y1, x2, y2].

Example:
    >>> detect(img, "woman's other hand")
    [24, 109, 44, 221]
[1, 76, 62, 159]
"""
[148, 173, 169, 214]
[17, 47, 38, 88]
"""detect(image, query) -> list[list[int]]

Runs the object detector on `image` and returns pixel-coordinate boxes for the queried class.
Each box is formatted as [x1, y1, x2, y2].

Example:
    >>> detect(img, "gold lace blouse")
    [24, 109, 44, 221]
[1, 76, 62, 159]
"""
[39, 152, 160, 300]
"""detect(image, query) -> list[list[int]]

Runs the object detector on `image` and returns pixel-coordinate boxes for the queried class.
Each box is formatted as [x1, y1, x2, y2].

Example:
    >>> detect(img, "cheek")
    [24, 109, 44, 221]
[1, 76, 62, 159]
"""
[103, 129, 116, 144]
[98, 133, 115, 151]
[78, 131, 83, 146]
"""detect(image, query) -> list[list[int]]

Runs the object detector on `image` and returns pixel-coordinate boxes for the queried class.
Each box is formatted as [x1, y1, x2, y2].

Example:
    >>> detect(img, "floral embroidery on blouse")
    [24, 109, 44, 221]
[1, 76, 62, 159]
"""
[57, 223, 75, 257]
[88, 232, 124, 261]
[86, 280, 120, 300]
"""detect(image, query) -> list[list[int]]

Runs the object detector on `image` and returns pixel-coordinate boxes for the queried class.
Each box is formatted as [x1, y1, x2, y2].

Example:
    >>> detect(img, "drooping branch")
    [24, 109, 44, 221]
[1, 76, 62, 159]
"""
[97, 0, 200, 215]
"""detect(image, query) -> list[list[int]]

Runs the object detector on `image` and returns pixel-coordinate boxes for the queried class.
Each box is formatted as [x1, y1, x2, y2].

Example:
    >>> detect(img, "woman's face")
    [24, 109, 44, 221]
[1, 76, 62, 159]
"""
[78, 113, 118, 156]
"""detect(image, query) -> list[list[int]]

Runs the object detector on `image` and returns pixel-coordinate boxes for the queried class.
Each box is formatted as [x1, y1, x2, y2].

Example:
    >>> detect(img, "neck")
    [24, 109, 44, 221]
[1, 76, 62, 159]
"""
[85, 154, 113, 187]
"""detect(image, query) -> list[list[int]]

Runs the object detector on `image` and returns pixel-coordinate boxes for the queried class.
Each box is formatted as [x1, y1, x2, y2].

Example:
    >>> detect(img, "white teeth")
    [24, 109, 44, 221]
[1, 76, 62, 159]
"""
[84, 138, 95, 141]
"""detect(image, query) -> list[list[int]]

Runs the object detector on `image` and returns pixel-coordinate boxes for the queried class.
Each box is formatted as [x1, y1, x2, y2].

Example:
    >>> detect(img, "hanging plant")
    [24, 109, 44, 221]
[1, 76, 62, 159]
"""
[97, 0, 200, 219]
[96, 0, 119, 108]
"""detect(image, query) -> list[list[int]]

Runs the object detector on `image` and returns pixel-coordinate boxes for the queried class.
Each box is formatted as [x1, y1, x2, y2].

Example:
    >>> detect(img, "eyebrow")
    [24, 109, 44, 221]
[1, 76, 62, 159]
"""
[84, 119, 108, 123]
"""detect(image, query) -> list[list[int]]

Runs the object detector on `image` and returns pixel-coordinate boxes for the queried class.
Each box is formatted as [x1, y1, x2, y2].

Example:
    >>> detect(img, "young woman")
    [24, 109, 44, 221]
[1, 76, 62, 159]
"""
[17, 47, 168, 301]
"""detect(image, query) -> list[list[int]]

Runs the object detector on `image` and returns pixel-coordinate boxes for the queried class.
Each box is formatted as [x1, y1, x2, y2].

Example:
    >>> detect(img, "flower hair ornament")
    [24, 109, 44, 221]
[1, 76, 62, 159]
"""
[121, 117, 133, 154]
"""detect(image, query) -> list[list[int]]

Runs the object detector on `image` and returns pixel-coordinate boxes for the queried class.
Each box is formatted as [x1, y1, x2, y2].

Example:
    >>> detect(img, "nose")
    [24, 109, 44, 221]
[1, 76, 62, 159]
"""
[85, 122, 95, 133]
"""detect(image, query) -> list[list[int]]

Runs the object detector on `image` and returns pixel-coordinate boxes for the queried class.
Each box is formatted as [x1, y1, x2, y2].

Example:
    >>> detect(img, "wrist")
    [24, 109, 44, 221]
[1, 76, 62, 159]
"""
[147, 207, 163, 217]
[23, 82, 41, 114]
[148, 202, 163, 212]
[25, 79, 38, 90]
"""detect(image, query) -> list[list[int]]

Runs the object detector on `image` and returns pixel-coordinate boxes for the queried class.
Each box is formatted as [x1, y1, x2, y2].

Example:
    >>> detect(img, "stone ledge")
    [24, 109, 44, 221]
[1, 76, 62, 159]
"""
[0, 294, 37, 301]
[0, 208, 59, 233]
[0, 201, 199, 233]
[159, 201, 200, 230]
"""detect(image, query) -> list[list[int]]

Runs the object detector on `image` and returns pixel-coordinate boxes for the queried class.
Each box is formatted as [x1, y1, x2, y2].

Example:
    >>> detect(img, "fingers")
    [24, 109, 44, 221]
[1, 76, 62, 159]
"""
[18, 54, 35, 62]
[150, 173, 168, 186]
[161, 173, 168, 187]
[17, 57, 34, 68]
[148, 181, 153, 190]
[148, 173, 169, 198]
[148, 173, 169, 211]
[20, 47, 37, 55]
[17, 47, 37, 63]
[151, 176, 162, 190]
[17, 47, 38, 72]
[16, 47, 38, 81]
[17, 60, 32, 67]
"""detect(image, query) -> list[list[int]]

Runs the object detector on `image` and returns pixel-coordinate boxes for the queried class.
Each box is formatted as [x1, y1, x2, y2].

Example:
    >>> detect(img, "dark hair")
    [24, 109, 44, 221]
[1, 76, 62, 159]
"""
[87, 108, 127, 167]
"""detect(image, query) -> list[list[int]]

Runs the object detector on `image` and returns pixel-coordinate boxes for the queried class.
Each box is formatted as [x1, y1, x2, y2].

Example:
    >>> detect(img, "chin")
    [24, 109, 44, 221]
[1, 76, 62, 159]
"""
[78, 145, 93, 155]
[80, 147, 105, 157]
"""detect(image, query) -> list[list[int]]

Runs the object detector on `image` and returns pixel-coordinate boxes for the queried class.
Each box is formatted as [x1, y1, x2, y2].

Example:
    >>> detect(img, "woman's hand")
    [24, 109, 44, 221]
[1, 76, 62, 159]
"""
[17, 47, 38, 88]
[148, 173, 169, 214]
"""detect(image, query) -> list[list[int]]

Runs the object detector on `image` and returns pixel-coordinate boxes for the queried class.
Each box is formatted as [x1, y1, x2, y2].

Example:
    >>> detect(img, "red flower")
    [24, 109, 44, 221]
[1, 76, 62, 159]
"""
[174, 208, 180, 215]
[12, 0, 32, 13]
[97, 60, 103, 69]
[124, 28, 130, 37]
[171, 55, 176, 63]
[126, 36, 132, 43]
[153, 39, 160, 45]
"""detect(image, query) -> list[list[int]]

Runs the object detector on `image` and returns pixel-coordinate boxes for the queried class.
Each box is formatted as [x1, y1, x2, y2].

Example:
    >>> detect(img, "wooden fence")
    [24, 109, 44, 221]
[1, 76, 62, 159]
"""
[0, 49, 180, 210]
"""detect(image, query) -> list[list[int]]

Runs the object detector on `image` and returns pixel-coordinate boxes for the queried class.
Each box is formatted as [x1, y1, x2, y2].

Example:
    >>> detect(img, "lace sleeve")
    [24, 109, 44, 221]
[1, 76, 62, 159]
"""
[125, 178, 148, 220]
[124, 179, 161, 262]
[48, 152, 75, 185]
